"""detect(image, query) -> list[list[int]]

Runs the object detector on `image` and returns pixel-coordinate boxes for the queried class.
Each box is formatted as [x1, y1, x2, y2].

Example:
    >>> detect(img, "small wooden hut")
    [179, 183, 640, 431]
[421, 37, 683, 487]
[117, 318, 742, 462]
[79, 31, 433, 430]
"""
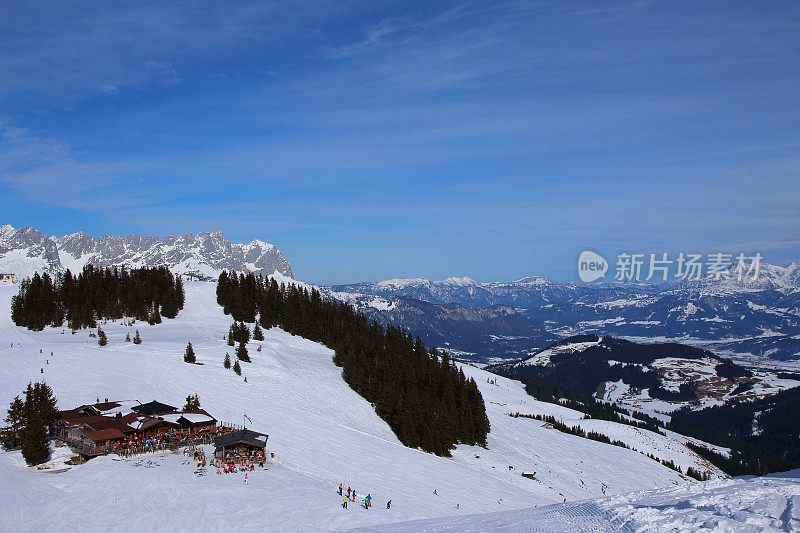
[213, 429, 268, 461]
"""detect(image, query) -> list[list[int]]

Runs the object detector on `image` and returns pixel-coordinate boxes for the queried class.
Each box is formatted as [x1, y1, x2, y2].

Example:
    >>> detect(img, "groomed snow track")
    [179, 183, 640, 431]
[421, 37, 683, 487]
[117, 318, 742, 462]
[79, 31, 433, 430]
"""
[347, 500, 634, 532]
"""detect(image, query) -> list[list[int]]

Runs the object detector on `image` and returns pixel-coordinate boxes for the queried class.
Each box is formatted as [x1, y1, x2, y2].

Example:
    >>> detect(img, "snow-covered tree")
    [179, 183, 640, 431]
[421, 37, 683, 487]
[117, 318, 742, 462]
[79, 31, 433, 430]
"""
[97, 327, 108, 346]
[183, 342, 196, 364]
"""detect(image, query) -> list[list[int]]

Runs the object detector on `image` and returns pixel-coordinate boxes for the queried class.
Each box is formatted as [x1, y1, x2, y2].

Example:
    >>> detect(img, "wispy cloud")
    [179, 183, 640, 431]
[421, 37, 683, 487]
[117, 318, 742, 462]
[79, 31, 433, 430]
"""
[324, 17, 405, 58]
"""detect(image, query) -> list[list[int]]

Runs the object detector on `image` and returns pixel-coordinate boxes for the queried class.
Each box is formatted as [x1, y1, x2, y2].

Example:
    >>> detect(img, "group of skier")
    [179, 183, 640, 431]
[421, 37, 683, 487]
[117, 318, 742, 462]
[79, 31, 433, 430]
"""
[338, 483, 380, 510]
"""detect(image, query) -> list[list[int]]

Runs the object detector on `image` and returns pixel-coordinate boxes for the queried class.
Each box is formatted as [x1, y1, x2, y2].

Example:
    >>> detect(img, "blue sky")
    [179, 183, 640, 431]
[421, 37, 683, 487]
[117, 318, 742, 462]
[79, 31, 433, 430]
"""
[1, 1, 798, 284]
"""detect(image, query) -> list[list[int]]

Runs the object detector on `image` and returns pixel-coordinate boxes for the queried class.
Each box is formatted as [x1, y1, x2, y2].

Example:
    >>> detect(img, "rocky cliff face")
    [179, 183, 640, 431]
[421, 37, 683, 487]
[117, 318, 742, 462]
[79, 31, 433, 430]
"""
[0, 224, 293, 280]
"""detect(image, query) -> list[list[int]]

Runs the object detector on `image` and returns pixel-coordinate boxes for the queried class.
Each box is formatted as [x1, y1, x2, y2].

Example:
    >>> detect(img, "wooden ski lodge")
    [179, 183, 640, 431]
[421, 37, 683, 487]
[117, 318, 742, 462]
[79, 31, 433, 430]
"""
[54, 398, 252, 459]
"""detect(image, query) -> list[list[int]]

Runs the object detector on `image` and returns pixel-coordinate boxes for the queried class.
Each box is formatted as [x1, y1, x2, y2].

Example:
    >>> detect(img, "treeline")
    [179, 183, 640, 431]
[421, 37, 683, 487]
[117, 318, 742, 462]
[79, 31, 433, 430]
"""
[514, 374, 664, 434]
[11, 265, 185, 330]
[509, 412, 630, 449]
[1, 382, 59, 466]
[669, 387, 800, 475]
[216, 271, 490, 456]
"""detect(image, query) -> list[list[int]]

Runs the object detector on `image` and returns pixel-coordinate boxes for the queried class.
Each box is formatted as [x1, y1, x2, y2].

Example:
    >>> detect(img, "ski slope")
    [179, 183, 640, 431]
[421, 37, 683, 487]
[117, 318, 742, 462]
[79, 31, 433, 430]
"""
[0, 282, 725, 532]
[354, 471, 800, 532]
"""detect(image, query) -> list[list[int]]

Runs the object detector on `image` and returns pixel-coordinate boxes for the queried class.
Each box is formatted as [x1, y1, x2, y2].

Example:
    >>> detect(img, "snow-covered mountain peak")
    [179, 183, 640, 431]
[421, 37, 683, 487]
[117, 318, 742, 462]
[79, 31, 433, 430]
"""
[443, 276, 477, 286]
[376, 277, 432, 289]
[0, 224, 15, 238]
[0, 224, 293, 280]
[513, 276, 556, 285]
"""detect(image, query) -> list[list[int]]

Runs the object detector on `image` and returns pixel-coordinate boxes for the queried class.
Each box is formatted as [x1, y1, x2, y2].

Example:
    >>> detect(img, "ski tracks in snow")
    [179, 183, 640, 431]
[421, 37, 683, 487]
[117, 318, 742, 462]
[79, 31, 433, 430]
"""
[345, 499, 633, 533]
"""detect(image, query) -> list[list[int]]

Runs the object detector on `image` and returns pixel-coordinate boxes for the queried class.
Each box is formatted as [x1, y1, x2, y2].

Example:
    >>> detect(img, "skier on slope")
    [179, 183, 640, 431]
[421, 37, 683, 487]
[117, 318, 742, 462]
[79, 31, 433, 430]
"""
[365, 494, 372, 509]
[342, 495, 349, 509]
[386, 500, 392, 510]
[338, 483, 343, 495]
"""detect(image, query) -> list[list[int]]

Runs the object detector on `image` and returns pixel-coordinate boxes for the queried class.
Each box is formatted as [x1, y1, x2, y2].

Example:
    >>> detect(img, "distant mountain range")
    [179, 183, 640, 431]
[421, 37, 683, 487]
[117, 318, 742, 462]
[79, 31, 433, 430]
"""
[331, 266, 800, 361]
[3, 223, 798, 361]
[0, 225, 293, 280]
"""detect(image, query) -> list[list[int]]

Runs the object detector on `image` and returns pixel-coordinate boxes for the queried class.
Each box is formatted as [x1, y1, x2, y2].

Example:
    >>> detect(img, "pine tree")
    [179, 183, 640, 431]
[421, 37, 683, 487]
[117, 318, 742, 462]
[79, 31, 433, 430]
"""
[20, 415, 49, 466]
[253, 323, 264, 341]
[227, 324, 235, 346]
[1, 396, 25, 449]
[223, 353, 231, 369]
[148, 305, 162, 325]
[97, 327, 108, 346]
[183, 342, 196, 364]
[183, 393, 201, 411]
[16, 381, 58, 466]
[133, 330, 142, 345]
[233, 359, 242, 376]
[30, 382, 59, 430]
[236, 341, 250, 362]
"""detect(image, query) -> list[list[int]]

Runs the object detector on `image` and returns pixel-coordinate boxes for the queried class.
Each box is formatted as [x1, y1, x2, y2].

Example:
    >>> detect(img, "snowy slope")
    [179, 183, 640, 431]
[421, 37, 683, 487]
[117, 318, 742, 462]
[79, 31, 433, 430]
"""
[0, 282, 720, 532]
[354, 471, 800, 532]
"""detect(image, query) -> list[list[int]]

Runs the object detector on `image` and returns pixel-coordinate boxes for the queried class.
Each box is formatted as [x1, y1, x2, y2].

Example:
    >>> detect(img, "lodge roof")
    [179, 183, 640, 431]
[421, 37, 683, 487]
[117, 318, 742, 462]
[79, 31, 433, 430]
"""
[92, 401, 122, 412]
[131, 400, 178, 416]
[131, 417, 179, 432]
[84, 428, 126, 442]
[63, 415, 136, 434]
[59, 405, 101, 419]
[162, 410, 217, 427]
[214, 429, 268, 449]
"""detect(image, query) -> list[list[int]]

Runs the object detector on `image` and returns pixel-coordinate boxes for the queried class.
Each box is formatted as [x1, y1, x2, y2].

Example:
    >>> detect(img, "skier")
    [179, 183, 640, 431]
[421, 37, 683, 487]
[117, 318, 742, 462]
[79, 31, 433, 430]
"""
[40, 368, 43, 374]
[433, 489, 437, 495]
[351, 490, 356, 502]
[456, 503, 460, 510]
[386, 500, 392, 510]
[244, 472, 248, 485]
[365, 494, 372, 509]
[342, 496, 349, 509]
[244, 376, 248, 382]
[338, 483, 343, 495]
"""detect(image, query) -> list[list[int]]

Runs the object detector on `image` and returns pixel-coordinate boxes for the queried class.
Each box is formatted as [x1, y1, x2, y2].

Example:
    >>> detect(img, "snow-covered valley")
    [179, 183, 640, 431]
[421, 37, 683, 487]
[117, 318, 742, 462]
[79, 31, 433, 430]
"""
[0, 282, 795, 532]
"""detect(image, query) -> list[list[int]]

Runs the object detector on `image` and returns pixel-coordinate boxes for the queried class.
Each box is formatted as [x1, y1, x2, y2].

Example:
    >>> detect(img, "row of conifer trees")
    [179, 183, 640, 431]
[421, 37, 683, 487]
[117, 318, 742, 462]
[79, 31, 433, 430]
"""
[11, 265, 185, 331]
[216, 271, 490, 456]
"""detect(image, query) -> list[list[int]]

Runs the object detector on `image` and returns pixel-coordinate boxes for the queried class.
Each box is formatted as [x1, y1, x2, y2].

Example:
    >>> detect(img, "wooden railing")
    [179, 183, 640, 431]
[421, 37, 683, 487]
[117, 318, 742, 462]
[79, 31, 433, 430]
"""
[58, 422, 239, 458]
